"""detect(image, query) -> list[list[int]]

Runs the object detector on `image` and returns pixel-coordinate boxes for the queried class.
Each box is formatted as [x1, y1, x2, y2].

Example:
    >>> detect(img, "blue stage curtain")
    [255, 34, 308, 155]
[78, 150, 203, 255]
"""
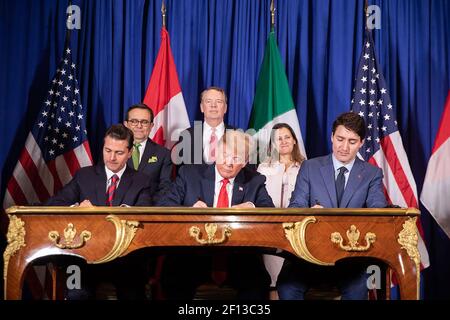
[0, 0, 449, 299]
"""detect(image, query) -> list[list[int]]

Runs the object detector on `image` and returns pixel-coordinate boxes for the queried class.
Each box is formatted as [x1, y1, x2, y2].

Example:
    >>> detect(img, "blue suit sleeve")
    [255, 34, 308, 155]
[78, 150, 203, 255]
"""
[288, 162, 310, 208]
[366, 167, 388, 208]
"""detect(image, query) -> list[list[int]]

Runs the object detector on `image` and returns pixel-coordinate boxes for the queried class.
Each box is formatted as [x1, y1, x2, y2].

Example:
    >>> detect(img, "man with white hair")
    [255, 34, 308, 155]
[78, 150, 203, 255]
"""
[158, 130, 274, 299]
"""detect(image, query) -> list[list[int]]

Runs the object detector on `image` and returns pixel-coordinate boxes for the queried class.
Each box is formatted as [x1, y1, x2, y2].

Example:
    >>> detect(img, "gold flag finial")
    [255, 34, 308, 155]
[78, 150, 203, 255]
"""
[270, 0, 276, 31]
[161, 0, 166, 28]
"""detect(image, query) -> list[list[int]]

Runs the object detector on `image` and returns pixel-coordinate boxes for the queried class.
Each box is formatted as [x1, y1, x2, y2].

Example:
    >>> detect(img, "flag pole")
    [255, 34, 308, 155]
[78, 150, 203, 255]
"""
[161, 0, 166, 28]
[66, 0, 72, 43]
[270, 0, 276, 32]
[364, 0, 369, 30]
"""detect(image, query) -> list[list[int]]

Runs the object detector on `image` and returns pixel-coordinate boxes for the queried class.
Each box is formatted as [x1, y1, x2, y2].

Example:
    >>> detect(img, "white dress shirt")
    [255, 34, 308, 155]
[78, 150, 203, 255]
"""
[331, 154, 355, 188]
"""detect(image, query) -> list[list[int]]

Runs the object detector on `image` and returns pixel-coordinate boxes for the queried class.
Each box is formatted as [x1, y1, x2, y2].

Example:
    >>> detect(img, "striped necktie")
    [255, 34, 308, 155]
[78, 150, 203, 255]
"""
[106, 174, 119, 206]
[209, 128, 217, 162]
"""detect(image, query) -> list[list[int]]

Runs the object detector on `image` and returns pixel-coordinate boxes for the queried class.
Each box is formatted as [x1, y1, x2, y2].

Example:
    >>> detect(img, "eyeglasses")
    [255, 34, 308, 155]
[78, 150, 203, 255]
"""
[127, 119, 151, 127]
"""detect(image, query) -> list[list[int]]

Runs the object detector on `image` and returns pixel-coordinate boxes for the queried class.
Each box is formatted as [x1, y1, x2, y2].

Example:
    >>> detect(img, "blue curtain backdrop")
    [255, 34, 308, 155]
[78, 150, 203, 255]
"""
[0, 0, 449, 299]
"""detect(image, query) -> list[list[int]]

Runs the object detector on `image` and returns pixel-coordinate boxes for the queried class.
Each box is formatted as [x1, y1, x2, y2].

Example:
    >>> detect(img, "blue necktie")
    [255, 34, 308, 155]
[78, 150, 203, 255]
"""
[335, 166, 348, 207]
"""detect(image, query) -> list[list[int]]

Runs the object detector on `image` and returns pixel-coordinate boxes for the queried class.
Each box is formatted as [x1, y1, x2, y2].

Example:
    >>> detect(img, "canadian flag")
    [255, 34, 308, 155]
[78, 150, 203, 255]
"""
[143, 27, 190, 148]
[421, 91, 450, 239]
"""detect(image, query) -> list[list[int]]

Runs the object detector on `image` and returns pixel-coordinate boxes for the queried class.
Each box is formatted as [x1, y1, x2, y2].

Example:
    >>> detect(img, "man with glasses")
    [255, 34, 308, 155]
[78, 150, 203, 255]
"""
[123, 104, 173, 299]
[158, 130, 273, 299]
[124, 104, 172, 200]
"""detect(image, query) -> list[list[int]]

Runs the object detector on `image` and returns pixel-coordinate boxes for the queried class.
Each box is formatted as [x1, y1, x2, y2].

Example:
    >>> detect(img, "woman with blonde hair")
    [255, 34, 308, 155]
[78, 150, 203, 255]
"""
[257, 123, 305, 299]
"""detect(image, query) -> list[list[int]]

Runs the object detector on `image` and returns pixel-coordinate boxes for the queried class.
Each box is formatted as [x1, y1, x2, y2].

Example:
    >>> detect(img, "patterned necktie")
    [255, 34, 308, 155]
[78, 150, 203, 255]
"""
[106, 174, 119, 206]
[212, 178, 230, 286]
[132, 143, 141, 170]
[209, 128, 217, 162]
[335, 166, 348, 207]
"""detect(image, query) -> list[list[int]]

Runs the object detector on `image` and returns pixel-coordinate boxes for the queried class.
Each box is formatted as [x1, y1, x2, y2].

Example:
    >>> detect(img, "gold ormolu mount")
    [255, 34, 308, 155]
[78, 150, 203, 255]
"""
[331, 225, 376, 252]
[48, 223, 92, 249]
[189, 223, 232, 245]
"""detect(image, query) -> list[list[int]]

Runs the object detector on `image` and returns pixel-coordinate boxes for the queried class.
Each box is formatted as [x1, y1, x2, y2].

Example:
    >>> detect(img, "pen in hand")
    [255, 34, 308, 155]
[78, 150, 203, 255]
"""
[311, 199, 323, 208]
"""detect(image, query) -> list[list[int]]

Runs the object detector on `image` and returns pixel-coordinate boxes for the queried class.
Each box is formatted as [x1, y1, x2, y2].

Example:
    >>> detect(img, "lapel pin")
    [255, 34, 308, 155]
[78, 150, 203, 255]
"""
[239, 186, 244, 191]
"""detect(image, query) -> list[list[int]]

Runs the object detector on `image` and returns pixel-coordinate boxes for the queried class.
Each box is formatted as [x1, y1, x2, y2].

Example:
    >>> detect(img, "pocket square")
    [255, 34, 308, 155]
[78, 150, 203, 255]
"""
[148, 156, 158, 163]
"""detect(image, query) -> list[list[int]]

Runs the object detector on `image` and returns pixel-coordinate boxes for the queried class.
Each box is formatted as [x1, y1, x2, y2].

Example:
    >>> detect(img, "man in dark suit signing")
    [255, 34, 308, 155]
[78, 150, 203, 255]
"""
[277, 112, 388, 300]
[124, 104, 172, 200]
[158, 130, 273, 299]
[46, 124, 154, 207]
[46, 124, 155, 299]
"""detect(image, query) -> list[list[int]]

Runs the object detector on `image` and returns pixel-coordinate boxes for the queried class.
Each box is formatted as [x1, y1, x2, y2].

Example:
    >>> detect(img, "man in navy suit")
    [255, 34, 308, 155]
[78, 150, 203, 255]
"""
[46, 124, 155, 207]
[124, 104, 172, 201]
[172, 86, 235, 166]
[277, 112, 387, 300]
[158, 130, 273, 299]
[46, 124, 155, 300]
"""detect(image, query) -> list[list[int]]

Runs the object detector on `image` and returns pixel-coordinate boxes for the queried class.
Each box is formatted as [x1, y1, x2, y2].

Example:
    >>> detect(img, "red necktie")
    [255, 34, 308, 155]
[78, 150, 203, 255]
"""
[106, 174, 119, 206]
[212, 178, 229, 286]
[216, 178, 229, 208]
[209, 128, 217, 162]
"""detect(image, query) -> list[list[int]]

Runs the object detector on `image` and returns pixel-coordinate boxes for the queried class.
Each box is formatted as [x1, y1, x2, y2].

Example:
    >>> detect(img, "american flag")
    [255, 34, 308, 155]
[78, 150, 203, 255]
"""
[351, 30, 430, 268]
[3, 42, 93, 209]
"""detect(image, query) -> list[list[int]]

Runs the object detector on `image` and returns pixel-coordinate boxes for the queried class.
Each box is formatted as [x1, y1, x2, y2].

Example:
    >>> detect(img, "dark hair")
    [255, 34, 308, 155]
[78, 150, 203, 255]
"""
[268, 123, 305, 164]
[105, 124, 134, 150]
[200, 86, 228, 104]
[126, 103, 154, 122]
[332, 112, 366, 141]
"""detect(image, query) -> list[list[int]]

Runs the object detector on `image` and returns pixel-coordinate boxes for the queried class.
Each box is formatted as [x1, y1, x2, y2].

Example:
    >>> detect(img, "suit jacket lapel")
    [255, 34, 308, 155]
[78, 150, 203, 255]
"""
[340, 158, 365, 208]
[201, 165, 215, 207]
[95, 165, 108, 205]
[320, 155, 338, 207]
[231, 171, 245, 206]
[126, 157, 134, 170]
[126, 138, 152, 171]
[112, 166, 133, 206]
[137, 138, 153, 172]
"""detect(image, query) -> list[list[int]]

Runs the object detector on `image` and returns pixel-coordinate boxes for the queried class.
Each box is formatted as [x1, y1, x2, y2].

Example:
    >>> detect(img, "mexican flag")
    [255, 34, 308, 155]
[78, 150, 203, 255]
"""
[248, 31, 306, 159]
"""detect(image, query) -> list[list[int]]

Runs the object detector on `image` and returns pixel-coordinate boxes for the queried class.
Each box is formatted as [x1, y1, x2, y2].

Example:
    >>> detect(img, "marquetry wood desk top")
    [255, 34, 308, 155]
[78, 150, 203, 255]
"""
[3, 206, 421, 300]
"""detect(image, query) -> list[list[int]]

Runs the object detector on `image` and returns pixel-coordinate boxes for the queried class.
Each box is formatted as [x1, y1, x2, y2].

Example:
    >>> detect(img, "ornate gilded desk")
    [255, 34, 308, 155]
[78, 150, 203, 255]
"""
[3, 206, 421, 300]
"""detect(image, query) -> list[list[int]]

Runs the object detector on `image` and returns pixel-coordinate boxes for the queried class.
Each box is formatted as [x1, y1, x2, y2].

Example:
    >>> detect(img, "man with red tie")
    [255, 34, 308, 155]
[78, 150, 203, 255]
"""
[45, 124, 155, 300]
[158, 130, 274, 299]
[46, 124, 155, 207]
[172, 86, 235, 166]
